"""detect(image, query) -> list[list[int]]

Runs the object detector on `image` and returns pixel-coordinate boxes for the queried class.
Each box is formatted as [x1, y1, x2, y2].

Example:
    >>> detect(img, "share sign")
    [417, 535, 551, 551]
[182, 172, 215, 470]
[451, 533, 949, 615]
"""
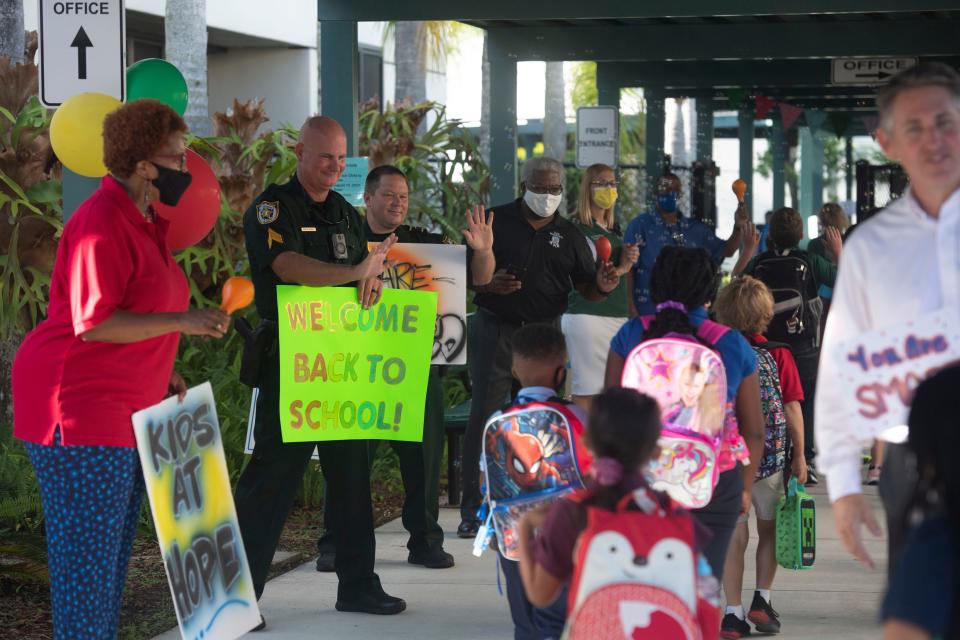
[38, 0, 126, 107]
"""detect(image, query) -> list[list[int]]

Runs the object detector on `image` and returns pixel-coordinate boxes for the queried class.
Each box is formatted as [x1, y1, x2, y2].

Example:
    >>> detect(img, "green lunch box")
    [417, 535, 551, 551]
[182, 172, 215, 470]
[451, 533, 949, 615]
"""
[776, 477, 816, 570]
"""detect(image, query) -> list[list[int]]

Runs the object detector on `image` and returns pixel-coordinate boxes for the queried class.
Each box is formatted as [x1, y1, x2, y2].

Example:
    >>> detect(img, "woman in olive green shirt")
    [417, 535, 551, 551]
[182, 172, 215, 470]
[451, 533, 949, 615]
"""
[561, 164, 639, 411]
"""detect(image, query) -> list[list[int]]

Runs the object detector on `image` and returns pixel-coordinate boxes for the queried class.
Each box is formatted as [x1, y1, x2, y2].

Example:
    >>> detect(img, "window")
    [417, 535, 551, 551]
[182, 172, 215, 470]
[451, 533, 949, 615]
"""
[126, 38, 163, 65]
[358, 46, 383, 107]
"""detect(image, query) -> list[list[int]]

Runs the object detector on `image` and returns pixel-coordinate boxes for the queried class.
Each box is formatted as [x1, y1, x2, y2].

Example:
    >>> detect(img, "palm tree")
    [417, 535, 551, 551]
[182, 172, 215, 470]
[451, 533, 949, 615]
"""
[543, 61, 566, 161]
[394, 21, 427, 106]
[0, 0, 24, 64]
[165, 0, 209, 135]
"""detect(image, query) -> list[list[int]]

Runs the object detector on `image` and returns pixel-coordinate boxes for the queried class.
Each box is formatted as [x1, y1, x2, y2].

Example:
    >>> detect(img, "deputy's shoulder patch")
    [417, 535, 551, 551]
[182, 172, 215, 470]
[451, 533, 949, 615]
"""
[257, 201, 279, 225]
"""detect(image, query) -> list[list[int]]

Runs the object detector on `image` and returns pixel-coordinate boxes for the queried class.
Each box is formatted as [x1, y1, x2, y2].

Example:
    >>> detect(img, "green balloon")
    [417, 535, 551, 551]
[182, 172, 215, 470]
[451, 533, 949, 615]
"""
[126, 58, 189, 116]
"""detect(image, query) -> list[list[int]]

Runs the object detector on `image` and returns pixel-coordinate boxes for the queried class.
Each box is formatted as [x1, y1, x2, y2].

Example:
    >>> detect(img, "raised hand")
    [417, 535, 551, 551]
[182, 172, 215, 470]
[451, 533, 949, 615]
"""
[356, 233, 398, 281]
[825, 226, 843, 259]
[741, 221, 760, 256]
[463, 206, 494, 252]
[734, 202, 749, 226]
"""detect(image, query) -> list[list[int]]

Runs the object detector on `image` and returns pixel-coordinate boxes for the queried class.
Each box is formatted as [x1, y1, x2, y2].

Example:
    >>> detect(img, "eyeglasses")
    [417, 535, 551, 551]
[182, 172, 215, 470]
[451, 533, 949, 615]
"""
[527, 184, 564, 196]
[154, 152, 187, 171]
[591, 180, 618, 188]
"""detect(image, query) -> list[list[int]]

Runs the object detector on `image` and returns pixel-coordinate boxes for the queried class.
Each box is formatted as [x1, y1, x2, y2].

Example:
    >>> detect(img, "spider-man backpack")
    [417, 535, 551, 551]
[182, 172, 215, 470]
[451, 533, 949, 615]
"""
[473, 398, 592, 561]
[565, 487, 720, 640]
[621, 318, 729, 509]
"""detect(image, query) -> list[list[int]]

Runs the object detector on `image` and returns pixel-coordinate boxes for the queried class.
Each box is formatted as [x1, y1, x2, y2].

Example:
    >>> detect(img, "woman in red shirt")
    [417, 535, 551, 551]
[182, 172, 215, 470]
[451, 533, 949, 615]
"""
[13, 99, 229, 638]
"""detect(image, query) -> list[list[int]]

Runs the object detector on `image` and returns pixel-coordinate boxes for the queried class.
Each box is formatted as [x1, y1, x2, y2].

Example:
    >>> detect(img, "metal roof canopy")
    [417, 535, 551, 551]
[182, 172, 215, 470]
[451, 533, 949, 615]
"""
[316, 1, 960, 206]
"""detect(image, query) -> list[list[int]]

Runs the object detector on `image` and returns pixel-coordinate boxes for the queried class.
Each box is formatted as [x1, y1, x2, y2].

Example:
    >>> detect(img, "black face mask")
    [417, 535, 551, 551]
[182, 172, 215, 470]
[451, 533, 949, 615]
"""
[151, 163, 192, 206]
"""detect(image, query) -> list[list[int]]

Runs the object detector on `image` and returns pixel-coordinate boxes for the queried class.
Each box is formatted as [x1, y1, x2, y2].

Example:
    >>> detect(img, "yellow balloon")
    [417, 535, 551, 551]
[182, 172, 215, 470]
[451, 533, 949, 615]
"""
[50, 92, 122, 177]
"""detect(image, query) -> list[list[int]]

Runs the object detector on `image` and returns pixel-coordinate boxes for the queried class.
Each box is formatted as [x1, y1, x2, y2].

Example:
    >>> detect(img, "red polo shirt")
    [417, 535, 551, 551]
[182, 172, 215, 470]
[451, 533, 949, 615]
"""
[13, 176, 189, 447]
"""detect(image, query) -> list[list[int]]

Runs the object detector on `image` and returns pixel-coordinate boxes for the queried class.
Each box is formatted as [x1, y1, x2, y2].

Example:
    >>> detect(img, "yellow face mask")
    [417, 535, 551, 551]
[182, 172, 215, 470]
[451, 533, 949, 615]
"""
[592, 186, 618, 210]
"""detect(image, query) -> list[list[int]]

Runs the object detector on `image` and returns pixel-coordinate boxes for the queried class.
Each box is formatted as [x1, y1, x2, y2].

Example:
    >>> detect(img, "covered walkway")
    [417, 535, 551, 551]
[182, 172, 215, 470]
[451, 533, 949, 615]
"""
[154, 484, 886, 639]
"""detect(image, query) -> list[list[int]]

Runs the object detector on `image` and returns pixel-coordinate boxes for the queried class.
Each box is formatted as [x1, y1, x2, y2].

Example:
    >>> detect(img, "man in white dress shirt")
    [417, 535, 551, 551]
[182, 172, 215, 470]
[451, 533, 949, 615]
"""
[815, 62, 960, 572]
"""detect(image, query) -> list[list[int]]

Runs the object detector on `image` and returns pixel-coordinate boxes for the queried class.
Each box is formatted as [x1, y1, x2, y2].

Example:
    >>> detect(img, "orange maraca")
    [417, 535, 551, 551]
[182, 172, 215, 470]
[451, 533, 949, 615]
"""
[596, 236, 612, 263]
[220, 276, 254, 314]
[732, 179, 748, 204]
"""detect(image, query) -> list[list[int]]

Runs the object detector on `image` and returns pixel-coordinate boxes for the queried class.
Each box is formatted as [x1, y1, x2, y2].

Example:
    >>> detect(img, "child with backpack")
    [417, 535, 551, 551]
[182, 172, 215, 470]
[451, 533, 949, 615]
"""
[517, 386, 721, 640]
[881, 366, 959, 640]
[713, 276, 808, 638]
[476, 323, 590, 640]
[605, 246, 766, 582]
[733, 207, 840, 485]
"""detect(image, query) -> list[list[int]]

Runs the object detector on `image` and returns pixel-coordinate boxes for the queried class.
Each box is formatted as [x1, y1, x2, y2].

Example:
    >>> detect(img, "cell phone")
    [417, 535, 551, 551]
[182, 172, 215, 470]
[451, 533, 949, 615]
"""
[504, 263, 526, 278]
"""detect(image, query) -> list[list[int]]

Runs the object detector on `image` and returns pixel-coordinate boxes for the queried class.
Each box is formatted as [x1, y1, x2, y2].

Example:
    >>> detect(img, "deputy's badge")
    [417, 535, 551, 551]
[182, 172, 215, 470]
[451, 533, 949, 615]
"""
[257, 201, 279, 225]
[332, 233, 348, 260]
[441, 234, 455, 245]
[268, 228, 284, 249]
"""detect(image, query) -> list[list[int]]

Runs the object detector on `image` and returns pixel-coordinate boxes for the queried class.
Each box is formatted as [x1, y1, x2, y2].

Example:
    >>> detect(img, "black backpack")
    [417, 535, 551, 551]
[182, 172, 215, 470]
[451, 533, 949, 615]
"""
[753, 249, 824, 348]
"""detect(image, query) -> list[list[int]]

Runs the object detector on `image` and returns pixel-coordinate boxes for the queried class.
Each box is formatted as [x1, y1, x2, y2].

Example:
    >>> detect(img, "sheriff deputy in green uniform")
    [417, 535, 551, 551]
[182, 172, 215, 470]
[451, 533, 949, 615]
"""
[234, 116, 404, 620]
[315, 164, 494, 571]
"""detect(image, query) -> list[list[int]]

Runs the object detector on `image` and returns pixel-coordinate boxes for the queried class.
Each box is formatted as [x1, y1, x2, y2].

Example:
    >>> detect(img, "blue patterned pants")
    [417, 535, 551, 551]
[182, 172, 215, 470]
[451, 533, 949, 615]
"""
[26, 432, 145, 640]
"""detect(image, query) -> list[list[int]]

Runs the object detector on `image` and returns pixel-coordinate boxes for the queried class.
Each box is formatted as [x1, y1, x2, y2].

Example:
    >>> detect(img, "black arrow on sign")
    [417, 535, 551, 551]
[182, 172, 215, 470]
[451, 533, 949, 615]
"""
[70, 27, 93, 80]
[855, 71, 892, 80]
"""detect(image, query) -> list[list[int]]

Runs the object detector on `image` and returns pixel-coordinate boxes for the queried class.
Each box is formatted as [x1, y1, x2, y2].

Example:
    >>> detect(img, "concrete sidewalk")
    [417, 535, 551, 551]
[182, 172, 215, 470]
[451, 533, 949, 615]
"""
[155, 483, 888, 639]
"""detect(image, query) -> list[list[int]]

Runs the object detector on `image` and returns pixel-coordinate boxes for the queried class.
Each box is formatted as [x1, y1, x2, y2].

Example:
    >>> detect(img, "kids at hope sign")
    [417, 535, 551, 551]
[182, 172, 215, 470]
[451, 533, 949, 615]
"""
[278, 286, 438, 443]
[133, 383, 261, 640]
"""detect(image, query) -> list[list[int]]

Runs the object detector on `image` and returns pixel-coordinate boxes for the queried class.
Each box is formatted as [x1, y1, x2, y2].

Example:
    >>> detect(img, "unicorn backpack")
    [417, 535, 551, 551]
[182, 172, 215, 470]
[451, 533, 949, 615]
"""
[565, 487, 721, 640]
[473, 398, 591, 560]
[621, 318, 728, 509]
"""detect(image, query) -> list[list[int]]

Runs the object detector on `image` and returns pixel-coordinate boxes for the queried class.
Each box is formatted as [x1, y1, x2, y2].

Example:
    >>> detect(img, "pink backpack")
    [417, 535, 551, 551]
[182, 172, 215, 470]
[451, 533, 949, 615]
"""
[621, 318, 729, 509]
[565, 487, 721, 640]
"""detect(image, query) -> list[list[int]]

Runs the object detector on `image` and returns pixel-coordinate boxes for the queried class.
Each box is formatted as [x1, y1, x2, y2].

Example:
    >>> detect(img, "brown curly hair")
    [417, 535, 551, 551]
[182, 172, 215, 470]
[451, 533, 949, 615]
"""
[102, 99, 187, 178]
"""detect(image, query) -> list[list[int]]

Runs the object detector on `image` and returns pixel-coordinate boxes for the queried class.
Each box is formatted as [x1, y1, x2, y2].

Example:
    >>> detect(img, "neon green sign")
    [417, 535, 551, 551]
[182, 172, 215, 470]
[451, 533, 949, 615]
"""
[277, 286, 437, 443]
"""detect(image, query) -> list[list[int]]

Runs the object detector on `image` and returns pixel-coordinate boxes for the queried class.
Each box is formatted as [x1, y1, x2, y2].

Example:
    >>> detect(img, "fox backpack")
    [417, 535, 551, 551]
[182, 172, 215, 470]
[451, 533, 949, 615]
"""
[565, 487, 720, 640]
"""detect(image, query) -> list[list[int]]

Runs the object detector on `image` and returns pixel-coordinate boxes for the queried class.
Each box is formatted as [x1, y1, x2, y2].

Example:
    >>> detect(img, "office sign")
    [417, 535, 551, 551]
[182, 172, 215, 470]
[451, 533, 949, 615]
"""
[576, 106, 618, 168]
[38, 0, 126, 106]
[831, 58, 917, 86]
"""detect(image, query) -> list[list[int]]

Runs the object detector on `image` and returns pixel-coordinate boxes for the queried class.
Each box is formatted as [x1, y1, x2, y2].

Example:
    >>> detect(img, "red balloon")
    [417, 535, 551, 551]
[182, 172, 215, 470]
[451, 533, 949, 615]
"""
[154, 149, 221, 251]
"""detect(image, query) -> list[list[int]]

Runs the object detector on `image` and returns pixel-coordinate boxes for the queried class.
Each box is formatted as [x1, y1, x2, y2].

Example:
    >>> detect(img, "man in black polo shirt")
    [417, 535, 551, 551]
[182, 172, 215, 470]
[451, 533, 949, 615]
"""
[317, 164, 494, 570]
[457, 156, 621, 536]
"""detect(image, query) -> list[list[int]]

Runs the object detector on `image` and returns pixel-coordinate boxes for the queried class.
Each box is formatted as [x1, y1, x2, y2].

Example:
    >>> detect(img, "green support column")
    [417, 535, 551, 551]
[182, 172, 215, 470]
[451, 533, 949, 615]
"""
[799, 126, 824, 247]
[595, 63, 620, 110]
[771, 112, 786, 211]
[737, 105, 754, 217]
[845, 135, 854, 202]
[320, 20, 359, 155]
[695, 93, 714, 163]
[488, 37, 518, 206]
[62, 168, 101, 224]
[644, 88, 665, 205]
